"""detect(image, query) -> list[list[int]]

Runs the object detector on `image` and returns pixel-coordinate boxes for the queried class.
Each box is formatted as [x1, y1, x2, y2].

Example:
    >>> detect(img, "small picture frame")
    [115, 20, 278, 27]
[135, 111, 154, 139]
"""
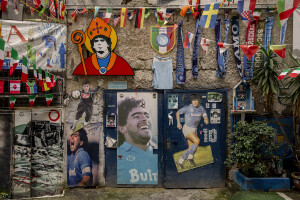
[106, 114, 116, 127]
[168, 94, 178, 109]
[207, 92, 222, 102]
[237, 91, 246, 99]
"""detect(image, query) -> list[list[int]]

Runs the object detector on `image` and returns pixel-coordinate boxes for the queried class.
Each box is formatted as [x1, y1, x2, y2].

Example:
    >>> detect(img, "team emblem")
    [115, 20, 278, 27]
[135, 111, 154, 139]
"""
[150, 26, 176, 55]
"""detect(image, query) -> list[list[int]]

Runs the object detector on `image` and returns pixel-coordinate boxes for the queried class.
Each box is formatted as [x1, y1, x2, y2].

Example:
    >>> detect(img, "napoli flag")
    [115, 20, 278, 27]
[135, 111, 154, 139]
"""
[199, 3, 220, 28]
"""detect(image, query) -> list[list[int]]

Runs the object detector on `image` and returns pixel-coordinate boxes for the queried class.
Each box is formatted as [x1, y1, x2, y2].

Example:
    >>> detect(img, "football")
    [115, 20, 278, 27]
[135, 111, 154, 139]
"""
[72, 90, 80, 98]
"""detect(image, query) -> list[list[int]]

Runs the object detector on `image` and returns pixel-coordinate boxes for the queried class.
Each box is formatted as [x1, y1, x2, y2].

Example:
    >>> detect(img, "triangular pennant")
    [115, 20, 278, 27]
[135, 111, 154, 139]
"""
[217, 42, 230, 53]
[239, 45, 259, 60]
[45, 94, 53, 106]
[9, 96, 17, 109]
[200, 38, 212, 54]
[81, 7, 88, 15]
[270, 45, 286, 58]
[28, 95, 37, 107]
[10, 48, 19, 76]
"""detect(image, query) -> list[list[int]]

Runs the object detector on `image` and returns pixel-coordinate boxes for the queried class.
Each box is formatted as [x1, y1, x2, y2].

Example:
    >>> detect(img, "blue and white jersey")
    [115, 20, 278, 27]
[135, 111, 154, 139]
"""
[117, 142, 158, 185]
[178, 104, 207, 128]
[67, 148, 92, 186]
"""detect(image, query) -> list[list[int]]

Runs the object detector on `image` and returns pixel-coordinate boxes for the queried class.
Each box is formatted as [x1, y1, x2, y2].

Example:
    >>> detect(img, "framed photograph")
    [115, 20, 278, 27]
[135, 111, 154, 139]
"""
[237, 91, 246, 99]
[207, 92, 222, 102]
[168, 94, 178, 109]
[106, 114, 116, 127]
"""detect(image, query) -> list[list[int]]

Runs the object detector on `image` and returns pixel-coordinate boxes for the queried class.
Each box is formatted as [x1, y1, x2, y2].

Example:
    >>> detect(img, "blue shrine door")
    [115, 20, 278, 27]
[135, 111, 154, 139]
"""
[164, 90, 227, 188]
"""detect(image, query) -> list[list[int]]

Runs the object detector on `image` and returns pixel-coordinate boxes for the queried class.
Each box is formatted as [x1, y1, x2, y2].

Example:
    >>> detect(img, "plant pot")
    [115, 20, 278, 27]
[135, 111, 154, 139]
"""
[291, 172, 300, 190]
[234, 170, 290, 191]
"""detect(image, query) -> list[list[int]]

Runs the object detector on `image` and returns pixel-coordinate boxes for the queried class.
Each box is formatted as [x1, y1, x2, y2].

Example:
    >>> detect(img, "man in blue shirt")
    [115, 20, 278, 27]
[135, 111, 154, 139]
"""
[117, 97, 158, 184]
[176, 94, 209, 169]
[67, 128, 93, 186]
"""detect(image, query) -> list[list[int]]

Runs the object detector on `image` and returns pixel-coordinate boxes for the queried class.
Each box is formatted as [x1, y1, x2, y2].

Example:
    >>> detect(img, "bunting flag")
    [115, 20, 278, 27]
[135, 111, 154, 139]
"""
[135, 8, 145, 29]
[0, 80, 4, 93]
[192, 17, 201, 79]
[1, 0, 8, 13]
[26, 80, 37, 94]
[38, 67, 43, 86]
[0, 38, 5, 71]
[231, 16, 243, 78]
[180, 5, 189, 17]
[200, 38, 212, 54]
[120, 8, 128, 27]
[9, 96, 17, 109]
[34, 0, 41, 9]
[51, 75, 58, 87]
[58, 1, 63, 18]
[71, 10, 77, 22]
[33, 67, 38, 84]
[104, 8, 112, 23]
[94, 6, 100, 20]
[239, 45, 259, 60]
[144, 9, 150, 19]
[10, 80, 21, 94]
[270, 45, 286, 58]
[217, 43, 230, 53]
[49, 0, 56, 18]
[288, 67, 300, 78]
[277, 69, 290, 80]
[114, 15, 121, 27]
[61, 2, 65, 20]
[42, 79, 50, 91]
[183, 32, 194, 49]
[21, 56, 28, 83]
[277, 0, 300, 27]
[252, 8, 261, 21]
[10, 48, 19, 76]
[45, 94, 53, 106]
[237, 0, 258, 26]
[28, 95, 37, 107]
[45, 71, 54, 88]
[200, 3, 220, 28]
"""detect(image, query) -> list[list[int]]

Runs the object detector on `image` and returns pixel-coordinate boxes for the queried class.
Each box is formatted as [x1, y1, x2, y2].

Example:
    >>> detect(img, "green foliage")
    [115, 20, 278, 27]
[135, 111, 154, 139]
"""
[225, 121, 279, 177]
[251, 45, 282, 112]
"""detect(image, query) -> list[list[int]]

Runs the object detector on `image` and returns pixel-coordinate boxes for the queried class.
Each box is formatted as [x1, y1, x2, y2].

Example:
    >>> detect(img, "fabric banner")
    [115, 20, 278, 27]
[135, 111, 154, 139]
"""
[220, 19, 230, 78]
[192, 17, 201, 79]
[254, 19, 264, 69]
[264, 17, 274, 52]
[243, 19, 257, 80]
[0, 20, 66, 71]
[231, 16, 243, 78]
[176, 19, 186, 84]
[280, 21, 287, 45]
[215, 18, 224, 78]
[293, 8, 300, 57]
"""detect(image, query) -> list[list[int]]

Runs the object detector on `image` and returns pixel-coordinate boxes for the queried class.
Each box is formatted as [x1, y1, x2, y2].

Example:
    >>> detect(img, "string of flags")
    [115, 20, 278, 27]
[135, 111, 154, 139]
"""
[8, 93, 54, 109]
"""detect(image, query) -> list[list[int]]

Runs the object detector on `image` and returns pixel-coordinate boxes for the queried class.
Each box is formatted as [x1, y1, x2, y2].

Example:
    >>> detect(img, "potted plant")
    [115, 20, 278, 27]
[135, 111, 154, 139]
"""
[225, 120, 290, 191]
[251, 45, 282, 113]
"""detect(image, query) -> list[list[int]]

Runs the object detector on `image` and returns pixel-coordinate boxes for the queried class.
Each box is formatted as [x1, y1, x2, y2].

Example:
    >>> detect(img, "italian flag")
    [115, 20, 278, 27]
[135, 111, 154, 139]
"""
[38, 67, 43, 86]
[45, 94, 53, 106]
[9, 96, 17, 109]
[51, 75, 58, 87]
[151, 26, 175, 54]
[33, 64, 38, 83]
[277, 69, 290, 80]
[0, 38, 5, 71]
[289, 67, 300, 78]
[277, 0, 300, 26]
[21, 56, 28, 82]
[9, 48, 19, 76]
[270, 45, 286, 58]
[45, 71, 54, 88]
[104, 8, 112, 23]
[28, 95, 36, 107]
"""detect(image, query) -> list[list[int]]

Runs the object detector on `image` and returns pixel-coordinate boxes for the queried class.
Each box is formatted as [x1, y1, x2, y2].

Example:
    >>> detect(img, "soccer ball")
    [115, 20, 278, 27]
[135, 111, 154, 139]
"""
[72, 90, 80, 99]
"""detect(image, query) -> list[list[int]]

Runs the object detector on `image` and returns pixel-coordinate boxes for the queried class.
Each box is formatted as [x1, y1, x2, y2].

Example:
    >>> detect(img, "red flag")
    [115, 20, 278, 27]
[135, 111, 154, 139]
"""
[0, 80, 4, 93]
[239, 45, 259, 60]
[1, 0, 7, 13]
[81, 7, 88, 15]
[34, 0, 41, 9]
